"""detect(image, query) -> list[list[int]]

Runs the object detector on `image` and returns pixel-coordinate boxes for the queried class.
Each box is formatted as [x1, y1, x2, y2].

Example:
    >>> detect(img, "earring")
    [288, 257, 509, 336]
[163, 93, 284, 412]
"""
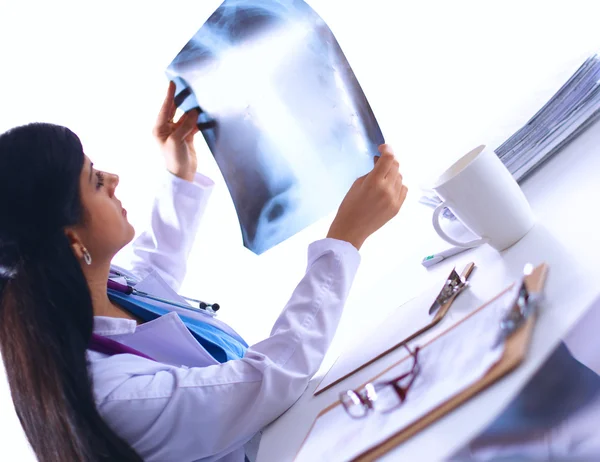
[82, 247, 92, 266]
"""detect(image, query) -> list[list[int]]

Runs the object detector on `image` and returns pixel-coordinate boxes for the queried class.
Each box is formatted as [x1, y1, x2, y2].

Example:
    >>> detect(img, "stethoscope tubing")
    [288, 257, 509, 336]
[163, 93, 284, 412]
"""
[107, 273, 218, 316]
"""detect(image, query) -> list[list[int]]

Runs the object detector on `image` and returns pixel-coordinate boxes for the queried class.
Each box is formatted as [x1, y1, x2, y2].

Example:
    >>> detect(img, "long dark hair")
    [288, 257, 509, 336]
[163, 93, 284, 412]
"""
[0, 123, 142, 461]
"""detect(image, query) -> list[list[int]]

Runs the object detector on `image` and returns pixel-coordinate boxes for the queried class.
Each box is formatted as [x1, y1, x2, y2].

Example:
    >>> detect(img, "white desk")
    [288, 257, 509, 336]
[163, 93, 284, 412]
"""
[257, 120, 600, 461]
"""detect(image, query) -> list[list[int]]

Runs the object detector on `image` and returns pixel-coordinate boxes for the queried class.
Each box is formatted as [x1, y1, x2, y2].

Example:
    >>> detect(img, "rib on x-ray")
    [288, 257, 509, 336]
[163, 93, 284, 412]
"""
[166, 0, 384, 254]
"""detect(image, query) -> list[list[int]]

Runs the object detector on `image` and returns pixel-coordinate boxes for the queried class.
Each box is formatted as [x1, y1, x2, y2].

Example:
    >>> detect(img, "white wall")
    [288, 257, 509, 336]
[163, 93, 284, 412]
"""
[1, 0, 599, 459]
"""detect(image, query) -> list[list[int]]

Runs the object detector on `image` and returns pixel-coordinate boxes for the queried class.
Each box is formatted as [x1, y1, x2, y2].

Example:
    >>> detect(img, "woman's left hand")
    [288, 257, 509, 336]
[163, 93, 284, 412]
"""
[153, 81, 199, 182]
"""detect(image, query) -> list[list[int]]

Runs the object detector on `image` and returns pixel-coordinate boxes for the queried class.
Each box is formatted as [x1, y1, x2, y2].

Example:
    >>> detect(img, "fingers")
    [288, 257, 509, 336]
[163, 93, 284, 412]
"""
[378, 144, 392, 156]
[378, 143, 406, 212]
[400, 184, 408, 203]
[396, 180, 408, 206]
[372, 144, 398, 178]
[156, 81, 177, 127]
[184, 125, 199, 144]
[172, 109, 199, 142]
[371, 144, 399, 180]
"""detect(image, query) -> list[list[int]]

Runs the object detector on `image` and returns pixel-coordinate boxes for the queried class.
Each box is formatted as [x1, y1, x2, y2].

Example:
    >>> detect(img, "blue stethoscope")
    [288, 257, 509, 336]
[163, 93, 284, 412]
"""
[108, 270, 220, 317]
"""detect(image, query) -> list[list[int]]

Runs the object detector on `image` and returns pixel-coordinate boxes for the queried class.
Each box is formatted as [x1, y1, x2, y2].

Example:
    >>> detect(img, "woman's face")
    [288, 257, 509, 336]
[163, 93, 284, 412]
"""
[73, 156, 135, 263]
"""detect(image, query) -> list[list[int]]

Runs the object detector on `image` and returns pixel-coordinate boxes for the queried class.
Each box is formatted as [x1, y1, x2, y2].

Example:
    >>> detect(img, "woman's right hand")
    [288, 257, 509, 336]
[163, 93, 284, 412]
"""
[327, 144, 408, 250]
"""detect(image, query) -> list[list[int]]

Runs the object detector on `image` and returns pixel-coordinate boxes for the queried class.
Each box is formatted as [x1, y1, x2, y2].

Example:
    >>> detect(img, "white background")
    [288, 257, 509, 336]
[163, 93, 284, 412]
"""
[1, 0, 599, 459]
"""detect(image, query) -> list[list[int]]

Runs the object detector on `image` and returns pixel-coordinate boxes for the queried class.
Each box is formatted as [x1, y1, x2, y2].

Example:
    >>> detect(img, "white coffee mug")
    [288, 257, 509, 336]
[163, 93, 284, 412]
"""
[431, 145, 535, 251]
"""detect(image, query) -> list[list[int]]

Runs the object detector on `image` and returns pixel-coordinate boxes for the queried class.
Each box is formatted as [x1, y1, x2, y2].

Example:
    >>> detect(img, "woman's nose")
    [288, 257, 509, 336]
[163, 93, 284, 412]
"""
[108, 173, 119, 194]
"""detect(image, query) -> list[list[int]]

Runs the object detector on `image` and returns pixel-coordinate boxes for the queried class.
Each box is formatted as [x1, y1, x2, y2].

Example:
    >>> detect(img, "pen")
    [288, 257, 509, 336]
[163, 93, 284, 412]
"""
[421, 246, 470, 268]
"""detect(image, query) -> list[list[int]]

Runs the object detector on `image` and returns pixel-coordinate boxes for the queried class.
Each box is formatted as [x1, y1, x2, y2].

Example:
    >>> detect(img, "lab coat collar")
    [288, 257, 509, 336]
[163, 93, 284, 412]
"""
[93, 316, 137, 336]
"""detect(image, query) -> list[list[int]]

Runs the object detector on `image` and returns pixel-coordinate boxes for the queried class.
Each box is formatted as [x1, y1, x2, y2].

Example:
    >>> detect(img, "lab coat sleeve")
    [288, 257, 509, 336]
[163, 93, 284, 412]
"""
[118, 170, 214, 291]
[95, 238, 361, 462]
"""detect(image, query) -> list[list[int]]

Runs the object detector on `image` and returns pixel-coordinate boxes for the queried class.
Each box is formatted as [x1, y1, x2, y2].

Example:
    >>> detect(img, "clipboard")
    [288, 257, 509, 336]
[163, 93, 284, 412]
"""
[314, 262, 476, 395]
[296, 263, 549, 461]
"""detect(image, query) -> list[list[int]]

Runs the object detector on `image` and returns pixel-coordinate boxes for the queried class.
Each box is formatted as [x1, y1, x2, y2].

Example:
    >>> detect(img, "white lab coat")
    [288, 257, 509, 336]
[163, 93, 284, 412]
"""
[90, 171, 361, 462]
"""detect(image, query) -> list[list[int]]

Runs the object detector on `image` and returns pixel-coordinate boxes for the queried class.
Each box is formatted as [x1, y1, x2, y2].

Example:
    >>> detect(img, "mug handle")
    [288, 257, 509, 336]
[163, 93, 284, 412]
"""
[432, 202, 489, 248]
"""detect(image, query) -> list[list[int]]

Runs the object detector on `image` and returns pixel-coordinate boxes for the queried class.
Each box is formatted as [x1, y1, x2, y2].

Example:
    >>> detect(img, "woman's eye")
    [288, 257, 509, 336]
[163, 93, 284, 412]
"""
[96, 172, 105, 190]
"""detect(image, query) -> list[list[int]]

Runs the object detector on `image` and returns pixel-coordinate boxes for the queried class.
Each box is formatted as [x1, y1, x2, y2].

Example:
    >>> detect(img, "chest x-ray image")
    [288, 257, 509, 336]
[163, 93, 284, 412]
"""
[167, 0, 384, 254]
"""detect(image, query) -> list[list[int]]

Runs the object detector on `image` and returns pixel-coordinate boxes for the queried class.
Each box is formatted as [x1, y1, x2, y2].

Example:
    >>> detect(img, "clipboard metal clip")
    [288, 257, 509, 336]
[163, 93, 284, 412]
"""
[428, 268, 469, 315]
[494, 264, 543, 347]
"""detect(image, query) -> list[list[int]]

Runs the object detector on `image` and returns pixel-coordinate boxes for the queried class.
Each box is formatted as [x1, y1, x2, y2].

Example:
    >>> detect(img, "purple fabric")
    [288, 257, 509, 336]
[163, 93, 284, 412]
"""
[107, 279, 133, 294]
[89, 333, 155, 361]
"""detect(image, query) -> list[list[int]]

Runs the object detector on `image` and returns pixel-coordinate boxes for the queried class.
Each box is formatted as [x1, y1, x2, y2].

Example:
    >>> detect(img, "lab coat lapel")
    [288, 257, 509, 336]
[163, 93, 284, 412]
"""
[108, 312, 219, 367]
[133, 268, 190, 305]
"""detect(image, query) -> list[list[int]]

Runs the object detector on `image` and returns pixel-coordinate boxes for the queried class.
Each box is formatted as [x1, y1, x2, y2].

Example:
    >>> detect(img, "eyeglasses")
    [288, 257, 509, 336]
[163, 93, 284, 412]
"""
[339, 345, 421, 419]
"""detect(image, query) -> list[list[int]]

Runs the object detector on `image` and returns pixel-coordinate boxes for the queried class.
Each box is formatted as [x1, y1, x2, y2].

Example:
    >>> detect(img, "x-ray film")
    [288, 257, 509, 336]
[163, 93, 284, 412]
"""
[166, 0, 384, 254]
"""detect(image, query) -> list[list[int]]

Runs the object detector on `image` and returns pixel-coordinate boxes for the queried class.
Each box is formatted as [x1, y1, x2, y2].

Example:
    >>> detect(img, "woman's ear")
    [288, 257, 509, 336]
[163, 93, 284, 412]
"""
[64, 228, 86, 261]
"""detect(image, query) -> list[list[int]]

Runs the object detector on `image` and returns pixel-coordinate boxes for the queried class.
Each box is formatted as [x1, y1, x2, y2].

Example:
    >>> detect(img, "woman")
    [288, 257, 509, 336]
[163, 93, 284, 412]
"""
[0, 82, 408, 462]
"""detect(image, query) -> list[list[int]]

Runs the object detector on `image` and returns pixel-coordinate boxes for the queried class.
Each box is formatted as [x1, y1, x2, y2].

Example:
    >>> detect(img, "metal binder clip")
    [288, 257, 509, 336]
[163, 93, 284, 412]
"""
[428, 268, 469, 315]
[493, 264, 542, 348]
